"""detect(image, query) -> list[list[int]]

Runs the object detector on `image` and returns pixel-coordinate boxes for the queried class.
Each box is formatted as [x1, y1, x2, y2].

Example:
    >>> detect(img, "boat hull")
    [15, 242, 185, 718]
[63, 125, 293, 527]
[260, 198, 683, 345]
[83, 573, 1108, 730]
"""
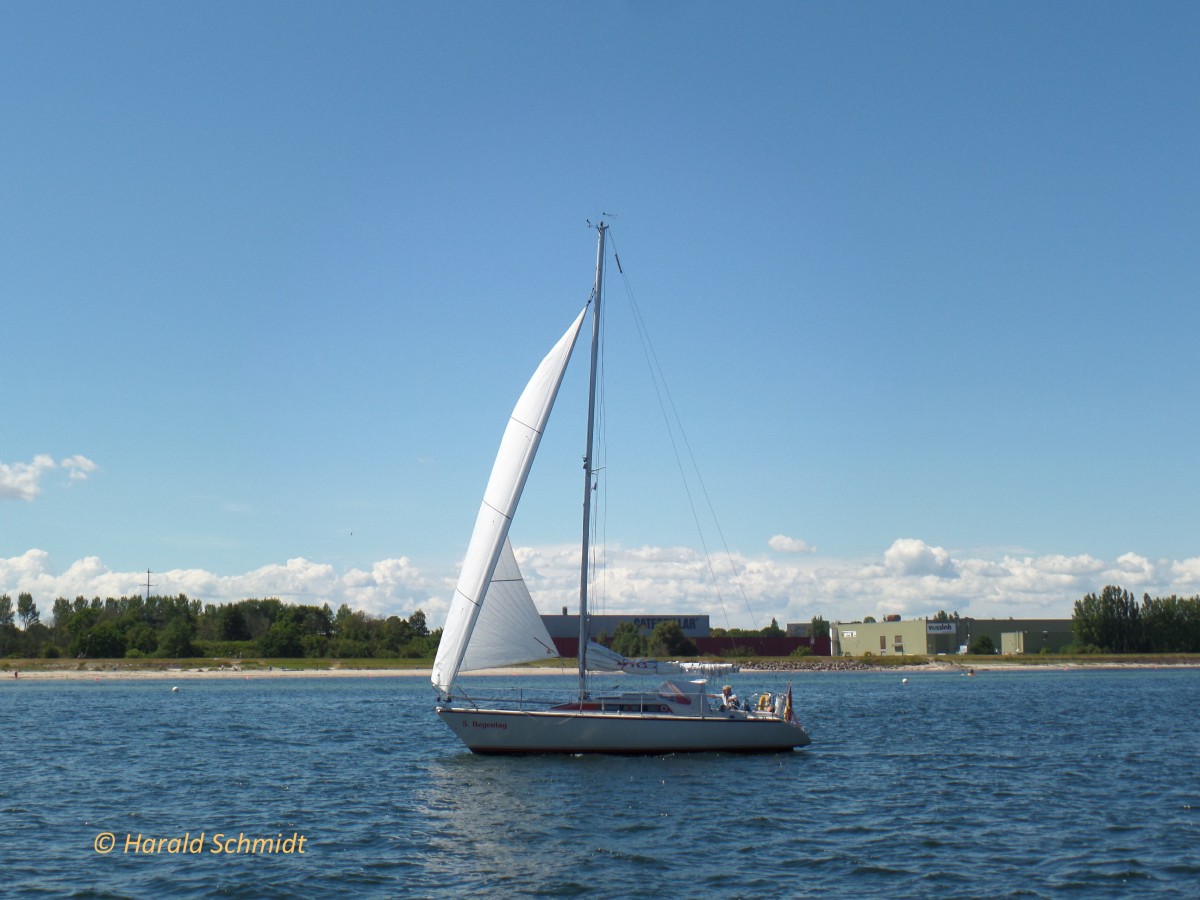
[437, 706, 811, 754]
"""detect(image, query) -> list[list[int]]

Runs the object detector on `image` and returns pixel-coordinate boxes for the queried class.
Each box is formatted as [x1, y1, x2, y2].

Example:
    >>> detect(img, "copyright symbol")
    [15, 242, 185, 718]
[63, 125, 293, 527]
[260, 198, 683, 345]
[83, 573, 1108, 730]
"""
[94, 832, 116, 854]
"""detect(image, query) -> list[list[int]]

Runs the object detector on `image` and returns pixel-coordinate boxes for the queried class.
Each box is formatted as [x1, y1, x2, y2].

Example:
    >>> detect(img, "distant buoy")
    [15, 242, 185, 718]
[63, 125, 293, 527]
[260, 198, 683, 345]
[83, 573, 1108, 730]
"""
[171, 686, 180, 693]
[901, 677, 908, 684]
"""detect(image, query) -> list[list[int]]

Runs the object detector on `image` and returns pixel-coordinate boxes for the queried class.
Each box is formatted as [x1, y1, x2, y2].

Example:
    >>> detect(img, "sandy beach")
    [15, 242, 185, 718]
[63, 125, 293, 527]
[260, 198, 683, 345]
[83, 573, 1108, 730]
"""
[4, 658, 1197, 682]
[0, 664, 549, 682]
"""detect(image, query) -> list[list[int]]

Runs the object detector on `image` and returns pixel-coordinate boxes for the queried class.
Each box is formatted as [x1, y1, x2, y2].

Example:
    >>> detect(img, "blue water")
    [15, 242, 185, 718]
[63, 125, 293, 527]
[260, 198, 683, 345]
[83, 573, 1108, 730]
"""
[3, 668, 1199, 898]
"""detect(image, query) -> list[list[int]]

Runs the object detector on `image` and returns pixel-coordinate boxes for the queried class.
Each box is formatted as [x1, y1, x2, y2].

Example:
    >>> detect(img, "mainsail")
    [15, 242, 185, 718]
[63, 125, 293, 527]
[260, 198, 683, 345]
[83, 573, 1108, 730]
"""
[585, 640, 684, 675]
[431, 306, 587, 694]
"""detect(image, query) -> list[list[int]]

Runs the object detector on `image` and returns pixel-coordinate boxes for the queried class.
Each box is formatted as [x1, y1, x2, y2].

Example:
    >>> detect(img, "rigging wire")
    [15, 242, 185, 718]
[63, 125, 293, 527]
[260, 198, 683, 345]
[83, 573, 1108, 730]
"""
[604, 231, 761, 634]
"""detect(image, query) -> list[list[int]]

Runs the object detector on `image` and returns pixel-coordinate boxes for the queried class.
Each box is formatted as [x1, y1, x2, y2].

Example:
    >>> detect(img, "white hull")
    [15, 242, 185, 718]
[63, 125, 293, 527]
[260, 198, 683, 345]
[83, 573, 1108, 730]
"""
[437, 706, 811, 755]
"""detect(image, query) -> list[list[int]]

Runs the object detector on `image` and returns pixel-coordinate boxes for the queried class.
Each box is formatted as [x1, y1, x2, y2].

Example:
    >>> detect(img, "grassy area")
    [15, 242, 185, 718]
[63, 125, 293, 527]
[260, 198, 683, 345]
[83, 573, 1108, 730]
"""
[0, 657, 436, 673]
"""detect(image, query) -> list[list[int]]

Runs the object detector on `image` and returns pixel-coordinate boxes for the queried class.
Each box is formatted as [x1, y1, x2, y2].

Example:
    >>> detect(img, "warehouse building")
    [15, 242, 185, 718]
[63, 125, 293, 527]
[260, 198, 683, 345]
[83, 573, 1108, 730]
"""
[831, 616, 1074, 656]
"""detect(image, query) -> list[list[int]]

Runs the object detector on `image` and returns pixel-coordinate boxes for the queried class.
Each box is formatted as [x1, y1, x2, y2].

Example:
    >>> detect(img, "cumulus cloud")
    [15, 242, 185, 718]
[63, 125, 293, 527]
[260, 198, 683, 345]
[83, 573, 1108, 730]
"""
[0, 454, 97, 500]
[0, 551, 440, 625]
[0, 455, 58, 501]
[769, 534, 815, 554]
[5, 540, 1200, 631]
[61, 455, 99, 482]
[883, 538, 958, 578]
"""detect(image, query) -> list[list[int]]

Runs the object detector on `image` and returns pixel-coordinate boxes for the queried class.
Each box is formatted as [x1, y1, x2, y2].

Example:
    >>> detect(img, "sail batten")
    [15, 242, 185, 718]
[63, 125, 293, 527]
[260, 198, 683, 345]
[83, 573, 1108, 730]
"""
[431, 307, 587, 693]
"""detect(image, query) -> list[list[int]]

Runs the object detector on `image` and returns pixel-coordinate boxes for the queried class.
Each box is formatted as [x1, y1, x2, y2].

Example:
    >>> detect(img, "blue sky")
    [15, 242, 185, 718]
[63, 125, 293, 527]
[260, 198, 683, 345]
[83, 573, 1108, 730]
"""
[2, 1, 1197, 628]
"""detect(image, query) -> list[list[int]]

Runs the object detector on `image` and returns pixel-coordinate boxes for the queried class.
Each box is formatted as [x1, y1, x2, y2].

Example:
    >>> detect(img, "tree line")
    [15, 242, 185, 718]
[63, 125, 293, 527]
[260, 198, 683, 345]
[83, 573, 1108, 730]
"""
[1073, 585, 1200, 653]
[0, 592, 438, 660]
[604, 620, 698, 658]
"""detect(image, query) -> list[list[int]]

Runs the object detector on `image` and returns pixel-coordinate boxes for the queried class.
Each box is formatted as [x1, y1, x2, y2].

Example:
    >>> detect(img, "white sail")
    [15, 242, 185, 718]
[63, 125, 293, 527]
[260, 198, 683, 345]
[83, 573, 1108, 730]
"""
[431, 306, 588, 693]
[460, 537, 559, 672]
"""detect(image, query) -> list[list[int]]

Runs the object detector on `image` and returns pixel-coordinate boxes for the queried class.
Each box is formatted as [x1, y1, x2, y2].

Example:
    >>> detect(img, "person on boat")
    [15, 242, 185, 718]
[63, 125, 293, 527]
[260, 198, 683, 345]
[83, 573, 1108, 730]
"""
[719, 685, 738, 710]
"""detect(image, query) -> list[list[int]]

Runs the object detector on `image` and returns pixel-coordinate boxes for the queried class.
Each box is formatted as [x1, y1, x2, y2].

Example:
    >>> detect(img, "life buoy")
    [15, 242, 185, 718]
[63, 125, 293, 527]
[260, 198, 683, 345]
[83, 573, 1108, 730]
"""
[757, 693, 771, 711]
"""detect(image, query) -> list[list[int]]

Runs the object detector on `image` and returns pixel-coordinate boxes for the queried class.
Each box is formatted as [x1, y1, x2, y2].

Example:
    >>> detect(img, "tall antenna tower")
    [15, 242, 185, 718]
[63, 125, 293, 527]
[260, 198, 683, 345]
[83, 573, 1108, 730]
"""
[145, 569, 155, 601]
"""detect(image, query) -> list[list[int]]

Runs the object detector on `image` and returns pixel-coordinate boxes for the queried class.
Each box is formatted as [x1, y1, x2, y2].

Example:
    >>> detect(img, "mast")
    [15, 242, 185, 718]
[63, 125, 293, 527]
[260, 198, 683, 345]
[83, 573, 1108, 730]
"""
[577, 221, 606, 695]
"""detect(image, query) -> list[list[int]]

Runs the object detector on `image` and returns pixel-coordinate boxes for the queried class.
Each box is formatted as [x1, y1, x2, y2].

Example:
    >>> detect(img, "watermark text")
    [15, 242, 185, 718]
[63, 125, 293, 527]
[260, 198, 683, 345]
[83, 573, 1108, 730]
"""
[93, 831, 308, 856]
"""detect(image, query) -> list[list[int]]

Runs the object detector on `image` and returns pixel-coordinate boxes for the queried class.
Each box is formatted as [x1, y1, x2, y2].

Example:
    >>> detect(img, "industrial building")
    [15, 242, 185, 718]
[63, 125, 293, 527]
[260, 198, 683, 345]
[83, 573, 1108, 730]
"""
[540, 612, 827, 657]
[539, 611, 1071, 658]
[831, 616, 1074, 656]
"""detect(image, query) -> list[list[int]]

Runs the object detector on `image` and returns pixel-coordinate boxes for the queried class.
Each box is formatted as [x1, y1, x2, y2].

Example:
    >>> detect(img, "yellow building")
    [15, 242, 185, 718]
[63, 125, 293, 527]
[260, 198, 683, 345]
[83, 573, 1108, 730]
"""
[831, 616, 1073, 656]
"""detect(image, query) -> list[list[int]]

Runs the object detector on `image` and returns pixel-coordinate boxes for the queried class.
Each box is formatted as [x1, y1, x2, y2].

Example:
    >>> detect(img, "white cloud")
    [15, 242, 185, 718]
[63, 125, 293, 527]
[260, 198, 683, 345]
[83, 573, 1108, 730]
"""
[1104, 552, 1158, 584]
[883, 538, 958, 578]
[0, 551, 439, 625]
[0, 455, 57, 501]
[5, 540, 1200, 631]
[0, 454, 98, 501]
[768, 534, 815, 554]
[61, 455, 98, 482]
[1170, 557, 1200, 591]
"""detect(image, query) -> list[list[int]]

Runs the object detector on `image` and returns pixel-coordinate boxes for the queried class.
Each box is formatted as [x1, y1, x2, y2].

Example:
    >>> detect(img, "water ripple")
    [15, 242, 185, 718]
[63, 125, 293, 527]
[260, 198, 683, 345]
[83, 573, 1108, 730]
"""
[4, 670, 1200, 897]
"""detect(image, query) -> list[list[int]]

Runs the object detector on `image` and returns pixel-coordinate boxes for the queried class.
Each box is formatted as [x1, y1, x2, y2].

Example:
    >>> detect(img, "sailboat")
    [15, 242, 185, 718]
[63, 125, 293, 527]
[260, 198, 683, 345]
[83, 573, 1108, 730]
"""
[431, 222, 811, 754]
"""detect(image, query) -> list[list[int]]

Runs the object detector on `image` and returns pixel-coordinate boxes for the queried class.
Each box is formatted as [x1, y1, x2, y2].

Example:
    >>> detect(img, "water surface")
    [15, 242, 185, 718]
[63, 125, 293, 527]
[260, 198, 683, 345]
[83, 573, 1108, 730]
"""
[3, 668, 1198, 898]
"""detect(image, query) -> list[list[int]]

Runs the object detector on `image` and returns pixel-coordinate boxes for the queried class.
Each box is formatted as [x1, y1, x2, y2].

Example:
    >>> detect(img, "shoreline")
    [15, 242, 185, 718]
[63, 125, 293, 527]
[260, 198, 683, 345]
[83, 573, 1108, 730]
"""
[0, 664, 545, 682]
[4, 659, 1199, 682]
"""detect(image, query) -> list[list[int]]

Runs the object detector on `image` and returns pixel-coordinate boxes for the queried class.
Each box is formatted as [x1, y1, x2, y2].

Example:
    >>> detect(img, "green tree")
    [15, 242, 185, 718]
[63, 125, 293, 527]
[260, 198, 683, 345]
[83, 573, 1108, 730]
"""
[52, 597, 72, 632]
[609, 621, 645, 657]
[646, 620, 696, 657]
[157, 619, 196, 658]
[65, 607, 101, 644]
[1073, 585, 1142, 653]
[968, 634, 996, 655]
[301, 633, 330, 657]
[125, 622, 159, 656]
[381, 616, 415, 655]
[216, 604, 251, 641]
[70, 620, 126, 658]
[0, 594, 15, 656]
[1138, 592, 1200, 653]
[809, 615, 830, 639]
[259, 621, 303, 658]
[408, 609, 428, 638]
[17, 593, 40, 630]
